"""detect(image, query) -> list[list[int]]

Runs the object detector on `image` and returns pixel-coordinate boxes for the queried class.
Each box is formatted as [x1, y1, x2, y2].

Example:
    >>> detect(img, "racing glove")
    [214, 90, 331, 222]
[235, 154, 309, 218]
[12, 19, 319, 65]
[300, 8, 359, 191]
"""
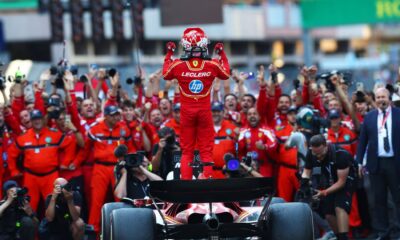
[164, 42, 176, 66]
[214, 43, 224, 55]
[166, 42, 176, 53]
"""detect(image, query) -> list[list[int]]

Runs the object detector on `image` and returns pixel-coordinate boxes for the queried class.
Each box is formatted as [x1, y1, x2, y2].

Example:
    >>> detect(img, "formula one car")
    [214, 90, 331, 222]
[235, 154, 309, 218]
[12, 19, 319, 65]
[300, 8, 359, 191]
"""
[101, 178, 314, 240]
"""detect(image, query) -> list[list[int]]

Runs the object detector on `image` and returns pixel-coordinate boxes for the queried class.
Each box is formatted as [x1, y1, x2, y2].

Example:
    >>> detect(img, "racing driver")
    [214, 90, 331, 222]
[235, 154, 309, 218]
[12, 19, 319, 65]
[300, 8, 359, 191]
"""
[162, 27, 230, 180]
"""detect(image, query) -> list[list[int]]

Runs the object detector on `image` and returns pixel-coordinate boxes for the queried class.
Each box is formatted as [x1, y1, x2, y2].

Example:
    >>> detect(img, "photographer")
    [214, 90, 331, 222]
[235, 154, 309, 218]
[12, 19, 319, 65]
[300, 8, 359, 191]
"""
[151, 127, 181, 179]
[0, 180, 37, 240]
[301, 135, 355, 240]
[42, 178, 85, 240]
[114, 152, 162, 200]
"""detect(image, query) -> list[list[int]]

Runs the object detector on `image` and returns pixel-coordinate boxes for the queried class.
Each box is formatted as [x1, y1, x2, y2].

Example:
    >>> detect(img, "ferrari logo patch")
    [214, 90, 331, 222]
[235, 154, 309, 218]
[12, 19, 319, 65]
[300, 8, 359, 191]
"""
[193, 60, 198, 67]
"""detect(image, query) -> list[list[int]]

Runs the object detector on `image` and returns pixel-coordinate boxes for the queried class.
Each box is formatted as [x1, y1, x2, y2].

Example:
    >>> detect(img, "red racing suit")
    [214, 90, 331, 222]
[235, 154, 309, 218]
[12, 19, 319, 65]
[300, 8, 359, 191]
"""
[238, 125, 277, 177]
[163, 55, 230, 179]
[212, 120, 238, 178]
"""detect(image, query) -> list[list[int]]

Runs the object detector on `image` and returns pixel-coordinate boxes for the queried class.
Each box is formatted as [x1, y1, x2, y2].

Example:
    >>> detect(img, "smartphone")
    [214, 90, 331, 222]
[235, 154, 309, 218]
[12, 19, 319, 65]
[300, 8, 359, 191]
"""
[65, 114, 71, 123]
[89, 64, 98, 71]
[246, 72, 255, 80]
[356, 82, 364, 92]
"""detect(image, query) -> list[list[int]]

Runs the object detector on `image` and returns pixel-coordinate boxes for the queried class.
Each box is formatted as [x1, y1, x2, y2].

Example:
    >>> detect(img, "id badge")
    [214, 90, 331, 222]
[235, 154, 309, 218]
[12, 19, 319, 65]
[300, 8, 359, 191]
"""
[312, 167, 321, 175]
[108, 140, 112, 145]
[34, 148, 40, 154]
[381, 130, 387, 138]
[215, 140, 220, 145]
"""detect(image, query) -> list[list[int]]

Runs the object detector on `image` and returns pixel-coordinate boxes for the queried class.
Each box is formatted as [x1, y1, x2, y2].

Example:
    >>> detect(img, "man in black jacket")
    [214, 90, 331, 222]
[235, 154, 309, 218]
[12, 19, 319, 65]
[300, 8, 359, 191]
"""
[0, 180, 37, 240]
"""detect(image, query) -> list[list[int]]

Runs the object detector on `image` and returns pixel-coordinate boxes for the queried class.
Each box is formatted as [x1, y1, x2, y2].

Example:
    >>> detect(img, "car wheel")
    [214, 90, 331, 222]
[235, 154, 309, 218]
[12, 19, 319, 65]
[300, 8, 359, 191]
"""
[266, 202, 314, 240]
[101, 202, 131, 240]
[110, 208, 156, 240]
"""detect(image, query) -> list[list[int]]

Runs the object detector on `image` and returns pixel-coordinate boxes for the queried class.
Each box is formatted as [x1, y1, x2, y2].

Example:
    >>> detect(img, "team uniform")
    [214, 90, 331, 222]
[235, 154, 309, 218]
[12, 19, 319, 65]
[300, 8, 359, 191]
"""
[238, 126, 277, 177]
[162, 28, 230, 179]
[8, 127, 71, 211]
[86, 119, 134, 232]
[212, 120, 237, 178]
[275, 124, 300, 202]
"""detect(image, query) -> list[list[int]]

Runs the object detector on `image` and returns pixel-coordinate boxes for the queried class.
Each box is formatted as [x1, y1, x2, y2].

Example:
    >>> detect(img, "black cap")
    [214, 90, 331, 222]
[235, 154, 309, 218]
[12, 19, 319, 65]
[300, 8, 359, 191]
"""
[3, 180, 18, 192]
[288, 105, 297, 114]
[104, 105, 120, 115]
[328, 109, 340, 119]
[30, 109, 43, 119]
[211, 101, 224, 111]
[173, 103, 181, 111]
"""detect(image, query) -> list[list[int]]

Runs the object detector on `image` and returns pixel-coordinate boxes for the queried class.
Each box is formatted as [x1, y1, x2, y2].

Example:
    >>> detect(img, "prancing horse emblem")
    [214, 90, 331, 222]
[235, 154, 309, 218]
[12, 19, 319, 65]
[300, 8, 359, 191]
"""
[193, 60, 198, 67]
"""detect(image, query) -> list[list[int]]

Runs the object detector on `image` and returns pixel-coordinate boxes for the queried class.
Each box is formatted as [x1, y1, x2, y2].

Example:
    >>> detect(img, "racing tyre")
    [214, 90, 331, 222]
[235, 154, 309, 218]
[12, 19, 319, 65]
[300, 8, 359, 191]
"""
[110, 208, 156, 240]
[266, 202, 314, 240]
[270, 197, 285, 204]
[101, 202, 131, 240]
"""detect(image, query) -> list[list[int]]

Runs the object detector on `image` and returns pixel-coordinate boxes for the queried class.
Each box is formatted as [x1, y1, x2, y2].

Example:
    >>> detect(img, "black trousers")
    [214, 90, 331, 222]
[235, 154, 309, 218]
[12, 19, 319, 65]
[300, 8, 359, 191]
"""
[369, 157, 400, 237]
[0, 216, 36, 240]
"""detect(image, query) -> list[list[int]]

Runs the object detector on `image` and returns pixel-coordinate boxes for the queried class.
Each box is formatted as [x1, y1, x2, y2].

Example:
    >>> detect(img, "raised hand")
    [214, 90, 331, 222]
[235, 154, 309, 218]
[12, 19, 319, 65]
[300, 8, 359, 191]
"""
[214, 43, 224, 55]
[166, 42, 176, 52]
[257, 65, 266, 87]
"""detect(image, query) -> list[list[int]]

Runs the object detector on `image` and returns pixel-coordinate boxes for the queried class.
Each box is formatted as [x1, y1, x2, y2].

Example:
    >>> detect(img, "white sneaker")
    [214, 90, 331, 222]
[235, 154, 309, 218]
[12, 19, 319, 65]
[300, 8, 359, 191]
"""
[317, 230, 337, 240]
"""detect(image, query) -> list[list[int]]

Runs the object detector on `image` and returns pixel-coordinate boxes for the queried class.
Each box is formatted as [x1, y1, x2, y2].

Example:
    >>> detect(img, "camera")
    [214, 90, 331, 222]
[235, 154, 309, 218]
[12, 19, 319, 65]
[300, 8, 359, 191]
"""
[0, 62, 5, 90]
[79, 74, 88, 83]
[126, 76, 142, 86]
[296, 187, 320, 210]
[15, 187, 30, 207]
[296, 107, 328, 135]
[224, 153, 240, 172]
[6, 68, 25, 84]
[124, 153, 144, 168]
[317, 70, 353, 92]
[50, 63, 78, 89]
[158, 127, 176, 147]
[61, 182, 73, 192]
[48, 97, 61, 107]
[107, 68, 117, 78]
[355, 91, 365, 102]
[270, 72, 278, 84]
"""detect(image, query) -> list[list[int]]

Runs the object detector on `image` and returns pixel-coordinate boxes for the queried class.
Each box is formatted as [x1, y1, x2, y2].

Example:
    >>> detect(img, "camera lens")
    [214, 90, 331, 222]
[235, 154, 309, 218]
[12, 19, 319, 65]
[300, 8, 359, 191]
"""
[126, 78, 133, 85]
[79, 75, 88, 83]
[50, 66, 58, 75]
[108, 68, 117, 78]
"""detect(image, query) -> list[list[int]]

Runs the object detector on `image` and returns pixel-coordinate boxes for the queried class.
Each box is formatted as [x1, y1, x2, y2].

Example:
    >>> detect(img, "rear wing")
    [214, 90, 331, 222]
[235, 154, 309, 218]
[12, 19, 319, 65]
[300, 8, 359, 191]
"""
[149, 178, 274, 203]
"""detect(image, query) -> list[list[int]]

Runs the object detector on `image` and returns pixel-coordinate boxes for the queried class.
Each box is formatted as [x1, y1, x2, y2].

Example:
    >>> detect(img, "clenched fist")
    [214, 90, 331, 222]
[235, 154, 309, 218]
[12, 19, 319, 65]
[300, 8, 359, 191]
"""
[214, 43, 224, 54]
[166, 42, 176, 52]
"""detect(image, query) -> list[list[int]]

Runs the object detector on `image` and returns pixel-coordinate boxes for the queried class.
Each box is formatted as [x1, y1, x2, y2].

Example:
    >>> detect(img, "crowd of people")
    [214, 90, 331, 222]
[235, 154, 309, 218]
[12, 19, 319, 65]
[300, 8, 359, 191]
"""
[0, 51, 397, 239]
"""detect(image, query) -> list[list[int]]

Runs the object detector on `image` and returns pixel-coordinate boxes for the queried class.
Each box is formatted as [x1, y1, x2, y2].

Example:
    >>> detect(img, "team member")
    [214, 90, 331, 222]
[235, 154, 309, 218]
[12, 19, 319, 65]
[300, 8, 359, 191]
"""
[8, 110, 71, 212]
[211, 101, 238, 178]
[238, 108, 277, 177]
[162, 27, 230, 179]
[275, 106, 300, 202]
[86, 105, 134, 233]
[162, 103, 181, 143]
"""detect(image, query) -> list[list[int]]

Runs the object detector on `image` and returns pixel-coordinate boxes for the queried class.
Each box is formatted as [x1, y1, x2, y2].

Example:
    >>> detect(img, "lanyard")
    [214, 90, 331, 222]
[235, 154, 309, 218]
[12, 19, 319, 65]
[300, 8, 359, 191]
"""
[381, 110, 390, 129]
